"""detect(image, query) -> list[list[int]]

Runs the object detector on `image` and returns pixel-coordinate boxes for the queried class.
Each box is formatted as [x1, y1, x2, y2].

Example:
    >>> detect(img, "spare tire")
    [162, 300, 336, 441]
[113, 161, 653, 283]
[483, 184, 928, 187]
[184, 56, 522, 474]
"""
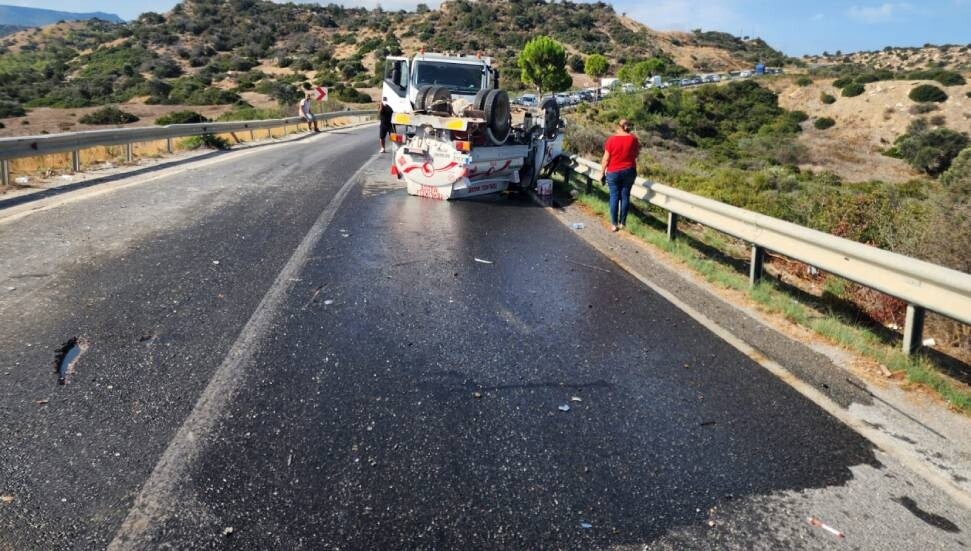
[426, 86, 452, 115]
[483, 89, 511, 145]
[473, 89, 491, 112]
[414, 85, 435, 112]
[540, 97, 560, 139]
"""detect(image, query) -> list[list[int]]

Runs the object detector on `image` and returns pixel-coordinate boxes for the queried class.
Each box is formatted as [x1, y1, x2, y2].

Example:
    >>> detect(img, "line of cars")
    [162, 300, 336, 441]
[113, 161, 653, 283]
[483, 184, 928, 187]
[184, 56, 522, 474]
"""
[512, 90, 598, 108]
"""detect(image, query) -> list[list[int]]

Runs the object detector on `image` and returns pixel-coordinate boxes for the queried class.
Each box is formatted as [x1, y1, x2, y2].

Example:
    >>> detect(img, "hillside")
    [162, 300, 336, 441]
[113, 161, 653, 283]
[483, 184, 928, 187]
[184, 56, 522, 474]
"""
[0, 4, 122, 26]
[0, 0, 788, 136]
[0, 23, 24, 37]
[804, 44, 971, 73]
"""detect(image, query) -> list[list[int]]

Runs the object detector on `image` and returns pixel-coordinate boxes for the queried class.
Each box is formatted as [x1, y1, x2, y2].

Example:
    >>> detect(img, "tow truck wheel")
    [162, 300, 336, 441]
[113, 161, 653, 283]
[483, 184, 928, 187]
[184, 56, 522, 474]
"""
[483, 89, 511, 145]
[415, 85, 435, 112]
[473, 89, 491, 112]
[426, 86, 452, 115]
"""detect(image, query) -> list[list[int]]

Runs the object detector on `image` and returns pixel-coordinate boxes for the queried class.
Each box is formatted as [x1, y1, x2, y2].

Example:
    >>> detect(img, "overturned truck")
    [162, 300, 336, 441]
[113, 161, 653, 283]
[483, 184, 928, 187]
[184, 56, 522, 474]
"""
[388, 82, 564, 200]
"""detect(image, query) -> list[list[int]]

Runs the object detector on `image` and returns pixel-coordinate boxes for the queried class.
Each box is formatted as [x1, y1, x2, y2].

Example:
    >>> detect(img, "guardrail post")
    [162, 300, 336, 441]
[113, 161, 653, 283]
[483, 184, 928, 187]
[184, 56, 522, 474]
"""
[750, 245, 765, 287]
[903, 304, 926, 355]
[71, 150, 81, 173]
[249, 129, 255, 141]
[667, 212, 679, 241]
[166, 138, 173, 154]
[125, 143, 134, 163]
[1, 160, 9, 187]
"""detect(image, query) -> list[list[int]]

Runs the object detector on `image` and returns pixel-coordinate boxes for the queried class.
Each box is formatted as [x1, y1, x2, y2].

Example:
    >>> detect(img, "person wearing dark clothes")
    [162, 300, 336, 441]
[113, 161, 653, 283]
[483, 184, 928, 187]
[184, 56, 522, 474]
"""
[379, 98, 394, 153]
[600, 119, 641, 232]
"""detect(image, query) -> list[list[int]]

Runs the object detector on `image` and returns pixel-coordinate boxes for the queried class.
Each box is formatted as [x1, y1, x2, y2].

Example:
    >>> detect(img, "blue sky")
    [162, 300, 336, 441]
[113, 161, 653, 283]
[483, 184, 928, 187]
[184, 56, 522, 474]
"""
[5, 0, 970, 55]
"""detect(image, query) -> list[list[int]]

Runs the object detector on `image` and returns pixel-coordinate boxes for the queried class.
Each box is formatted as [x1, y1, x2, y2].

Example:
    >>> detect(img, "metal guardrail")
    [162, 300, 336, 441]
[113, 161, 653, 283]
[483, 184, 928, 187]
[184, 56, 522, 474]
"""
[566, 155, 971, 355]
[0, 110, 374, 181]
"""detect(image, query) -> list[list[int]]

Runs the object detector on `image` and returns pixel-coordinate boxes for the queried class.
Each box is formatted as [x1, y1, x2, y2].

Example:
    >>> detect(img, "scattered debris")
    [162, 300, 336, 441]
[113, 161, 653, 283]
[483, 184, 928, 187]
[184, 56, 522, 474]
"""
[807, 516, 845, 539]
[474, 257, 494, 265]
[579, 521, 593, 529]
[54, 337, 89, 385]
[571, 222, 585, 230]
[303, 285, 325, 309]
[212, 260, 220, 265]
[222, 527, 234, 537]
[14, 176, 29, 185]
[6, 287, 15, 291]
[558, 404, 571, 412]
[472, 392, 483, 399]
[708, 520, 716, 527]
[879, 364, 893, 378]
[35, 399, 49, 406]
[922, 338, 936, 347]
[0, 495, 14, 504]
[570, 396, 583, 403]
[700, 421, 717, 427]
[323, 299, 334, 306]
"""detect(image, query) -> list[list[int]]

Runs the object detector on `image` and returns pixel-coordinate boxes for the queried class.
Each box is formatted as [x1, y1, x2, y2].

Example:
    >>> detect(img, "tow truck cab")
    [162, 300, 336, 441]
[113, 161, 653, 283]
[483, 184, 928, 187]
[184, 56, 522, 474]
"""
[382, 53, 499, 115]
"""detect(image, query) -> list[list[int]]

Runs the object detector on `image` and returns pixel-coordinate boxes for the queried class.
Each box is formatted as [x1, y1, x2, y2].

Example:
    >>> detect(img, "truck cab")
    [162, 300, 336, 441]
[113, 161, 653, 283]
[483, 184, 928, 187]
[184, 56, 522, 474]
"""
[382, 52, 498, 115]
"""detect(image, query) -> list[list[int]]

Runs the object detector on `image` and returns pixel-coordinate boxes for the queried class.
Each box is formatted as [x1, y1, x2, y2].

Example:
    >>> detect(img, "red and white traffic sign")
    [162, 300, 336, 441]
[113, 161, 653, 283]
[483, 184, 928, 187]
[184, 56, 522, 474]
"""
[315, 86, 328, 101]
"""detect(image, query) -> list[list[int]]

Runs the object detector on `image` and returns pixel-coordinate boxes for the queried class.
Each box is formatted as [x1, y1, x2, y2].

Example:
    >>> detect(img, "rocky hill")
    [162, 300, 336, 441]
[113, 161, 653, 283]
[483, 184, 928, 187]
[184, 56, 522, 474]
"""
[804, 44, 971, 73]
[0, 0, 787, 131]
[0, 4, 122, 26]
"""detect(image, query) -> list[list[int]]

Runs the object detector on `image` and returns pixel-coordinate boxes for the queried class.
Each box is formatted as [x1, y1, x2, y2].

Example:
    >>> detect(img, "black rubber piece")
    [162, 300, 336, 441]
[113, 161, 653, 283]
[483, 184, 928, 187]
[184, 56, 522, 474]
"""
[483, 89, 511, 145]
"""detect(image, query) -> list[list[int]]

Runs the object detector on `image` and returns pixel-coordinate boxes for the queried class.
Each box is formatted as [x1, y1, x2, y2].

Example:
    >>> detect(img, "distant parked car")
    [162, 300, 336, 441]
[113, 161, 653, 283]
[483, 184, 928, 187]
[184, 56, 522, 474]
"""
[515, 94, 538, 107]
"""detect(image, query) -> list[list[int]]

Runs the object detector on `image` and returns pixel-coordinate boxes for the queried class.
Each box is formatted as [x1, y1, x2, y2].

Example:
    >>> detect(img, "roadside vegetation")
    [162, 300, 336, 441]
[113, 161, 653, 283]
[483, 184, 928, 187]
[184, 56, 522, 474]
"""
[568, 78, 971, 363]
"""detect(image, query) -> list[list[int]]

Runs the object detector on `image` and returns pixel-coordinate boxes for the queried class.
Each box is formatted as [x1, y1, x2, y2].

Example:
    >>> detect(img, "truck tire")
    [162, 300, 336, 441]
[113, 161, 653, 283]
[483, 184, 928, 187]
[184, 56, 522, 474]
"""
[415, 85, 436, 112]
[540, 97, 560, 139]
[483, 89, 511, 145]
[426, 86, 452, 115]
[473, 89, 491, 112]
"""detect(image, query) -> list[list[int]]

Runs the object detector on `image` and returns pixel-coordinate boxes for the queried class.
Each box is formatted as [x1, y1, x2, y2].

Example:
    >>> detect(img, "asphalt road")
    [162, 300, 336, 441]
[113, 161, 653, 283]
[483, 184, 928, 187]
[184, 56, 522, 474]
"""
[1, 125, 969, 550]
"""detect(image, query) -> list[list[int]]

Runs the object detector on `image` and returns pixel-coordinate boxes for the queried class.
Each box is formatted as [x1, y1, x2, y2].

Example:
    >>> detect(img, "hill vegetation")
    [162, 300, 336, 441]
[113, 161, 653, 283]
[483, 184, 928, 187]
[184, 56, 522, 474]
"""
[0, 0, 788, 121]
[804, 44, 971, 73]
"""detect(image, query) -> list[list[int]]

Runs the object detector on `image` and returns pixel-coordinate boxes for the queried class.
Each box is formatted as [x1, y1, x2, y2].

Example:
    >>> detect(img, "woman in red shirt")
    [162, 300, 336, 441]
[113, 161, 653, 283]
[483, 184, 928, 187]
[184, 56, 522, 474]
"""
[600, 119, 641, 232]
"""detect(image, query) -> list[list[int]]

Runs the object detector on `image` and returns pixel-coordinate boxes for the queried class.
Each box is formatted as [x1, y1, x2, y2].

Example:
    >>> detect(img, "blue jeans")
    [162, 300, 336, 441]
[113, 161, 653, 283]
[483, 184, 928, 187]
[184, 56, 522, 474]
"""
[606, 168, 635, 226]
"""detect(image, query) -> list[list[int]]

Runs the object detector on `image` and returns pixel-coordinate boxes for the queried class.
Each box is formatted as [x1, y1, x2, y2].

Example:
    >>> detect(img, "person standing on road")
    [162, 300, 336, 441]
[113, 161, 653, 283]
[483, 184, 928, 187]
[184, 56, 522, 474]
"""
[379, 97, 394, 153]
[600, 119, 640, 232]
[299, 95, 319, 133]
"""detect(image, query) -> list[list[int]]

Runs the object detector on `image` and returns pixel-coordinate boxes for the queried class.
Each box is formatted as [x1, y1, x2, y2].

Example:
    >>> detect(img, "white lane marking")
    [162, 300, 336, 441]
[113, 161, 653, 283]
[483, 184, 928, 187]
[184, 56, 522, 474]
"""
[0, 122, 377, 226]
[108, 153, 378, 549]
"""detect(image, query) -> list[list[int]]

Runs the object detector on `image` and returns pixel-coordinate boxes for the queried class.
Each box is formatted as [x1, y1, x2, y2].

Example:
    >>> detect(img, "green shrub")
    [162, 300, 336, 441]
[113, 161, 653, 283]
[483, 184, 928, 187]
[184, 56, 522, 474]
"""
[820, 92, 836, 104]
[910, 103, 939, 114]
[0, 121, 4, 129]
[334, 85, 371, 103]
[155, 110, 208, 125]
[895, 119, 969, 175]
[842, 83, 865, 97]
[814, 117, 836, 130]
[181, 133, 230, 150]
[0, 101, 25, 117]
[832, 77, 853, 88]
[216, 106, 285, 121]
[909, 84, 948, 103]
[966, 91, 971, 99]
[795, 76, 812, 87]
[79, 106, 139, 125]
[907, 69, 966, 86]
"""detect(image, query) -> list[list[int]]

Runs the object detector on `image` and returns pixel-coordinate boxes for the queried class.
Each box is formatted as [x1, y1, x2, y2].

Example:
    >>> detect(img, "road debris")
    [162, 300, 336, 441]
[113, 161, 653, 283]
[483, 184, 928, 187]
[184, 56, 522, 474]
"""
[570, 396, 583, 403]
[807, 516, 845, 539]
[472, 392, 483, 399]
[54, 337, 89, 385]
[323, 299, 334, 306]
[922, 338, 936, 347]
[700, 421, 717, 427]
[35, 399, 49, 406]
[474, 257, 494, 265]
[212, 260, 219, 265]
[579, 521, 592, 529]
[571, 223, 585, 230]
[0, 495, 14, 504]
[222, 526, 235, 537]
[558, 404, 571, 412]
[708, 520, 716, 527]
[879, 364, 893, 378]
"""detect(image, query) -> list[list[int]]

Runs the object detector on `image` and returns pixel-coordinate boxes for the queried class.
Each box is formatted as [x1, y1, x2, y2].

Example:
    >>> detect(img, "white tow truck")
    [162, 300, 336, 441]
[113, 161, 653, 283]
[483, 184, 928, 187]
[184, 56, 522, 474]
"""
[382, 52, 564, 200]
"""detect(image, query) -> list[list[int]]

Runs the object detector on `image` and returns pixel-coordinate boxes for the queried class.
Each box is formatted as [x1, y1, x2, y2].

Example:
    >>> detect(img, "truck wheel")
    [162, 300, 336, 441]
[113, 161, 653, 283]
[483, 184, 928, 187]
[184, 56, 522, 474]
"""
[483, 89, 511, 145]
[426, 86, 452, 115]
[415, 85, 435, 112]
[540, 97, 560, 139]
[473, 89, 491, 112]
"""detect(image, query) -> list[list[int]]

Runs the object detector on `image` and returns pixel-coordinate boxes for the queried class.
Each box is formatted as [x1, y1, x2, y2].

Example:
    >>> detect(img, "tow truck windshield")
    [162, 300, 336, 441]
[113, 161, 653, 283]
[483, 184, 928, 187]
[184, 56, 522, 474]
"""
[414, 61, 483, 94]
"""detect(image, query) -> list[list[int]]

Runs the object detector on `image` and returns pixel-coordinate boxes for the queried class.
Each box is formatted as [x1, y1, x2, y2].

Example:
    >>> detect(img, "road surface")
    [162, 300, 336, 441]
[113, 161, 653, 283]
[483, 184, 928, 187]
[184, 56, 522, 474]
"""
[0, 125, 968, 549]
